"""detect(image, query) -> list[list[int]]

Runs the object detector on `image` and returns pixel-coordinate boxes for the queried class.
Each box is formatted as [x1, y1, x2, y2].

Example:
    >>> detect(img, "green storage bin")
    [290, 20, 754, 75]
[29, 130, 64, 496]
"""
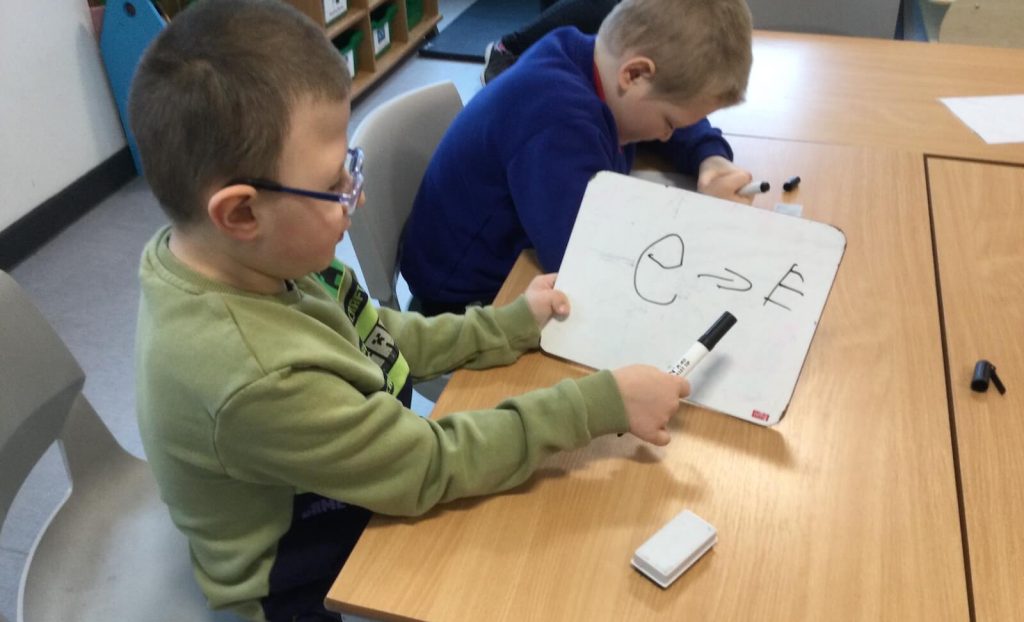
[370, 4, 397, 57]
[334, 28, 363, 79]
[406, 0, 424, 29]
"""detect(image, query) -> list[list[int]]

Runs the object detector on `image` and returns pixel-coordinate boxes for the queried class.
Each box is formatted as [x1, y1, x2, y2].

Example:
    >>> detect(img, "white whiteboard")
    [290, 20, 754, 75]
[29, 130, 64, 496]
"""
[541, 172, 846, 426]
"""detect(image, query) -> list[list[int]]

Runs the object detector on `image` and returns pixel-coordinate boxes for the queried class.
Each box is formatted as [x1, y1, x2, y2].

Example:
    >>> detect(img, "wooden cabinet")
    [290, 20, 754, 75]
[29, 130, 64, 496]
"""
[285, 0, 441, 100]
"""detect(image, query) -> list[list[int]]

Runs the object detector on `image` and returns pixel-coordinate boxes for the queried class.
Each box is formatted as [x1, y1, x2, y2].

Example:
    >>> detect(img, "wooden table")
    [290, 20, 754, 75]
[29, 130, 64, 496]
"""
[927, 157, 1024, 621]
[709, 31, 1024, 164]
[326, 137, 970, 620]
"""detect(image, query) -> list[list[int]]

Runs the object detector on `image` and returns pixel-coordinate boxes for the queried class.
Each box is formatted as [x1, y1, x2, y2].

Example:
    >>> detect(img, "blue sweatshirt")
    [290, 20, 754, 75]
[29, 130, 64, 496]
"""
[401, 27, 733, 307]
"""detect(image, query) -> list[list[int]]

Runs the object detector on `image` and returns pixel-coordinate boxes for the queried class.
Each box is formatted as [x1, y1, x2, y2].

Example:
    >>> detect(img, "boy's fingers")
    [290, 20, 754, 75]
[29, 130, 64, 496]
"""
[552, 290, 570, 316]
[534, 273, 557, 288]
[651, 428, 671, 446]
[719, 170, 751, 191]
[676, 377, 691, 399]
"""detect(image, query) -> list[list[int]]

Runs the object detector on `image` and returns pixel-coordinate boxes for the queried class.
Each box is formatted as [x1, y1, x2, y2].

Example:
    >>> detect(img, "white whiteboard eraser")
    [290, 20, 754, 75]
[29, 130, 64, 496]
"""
[631, 510, 716, 588]
[773, 202, 803, 217]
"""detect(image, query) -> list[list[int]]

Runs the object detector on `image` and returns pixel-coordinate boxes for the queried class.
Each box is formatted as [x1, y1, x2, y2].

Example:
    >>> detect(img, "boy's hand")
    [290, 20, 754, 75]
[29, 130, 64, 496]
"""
[697, 155, 755, 205]
[612, 365, 690, 446]
[524, 273, 570, 328]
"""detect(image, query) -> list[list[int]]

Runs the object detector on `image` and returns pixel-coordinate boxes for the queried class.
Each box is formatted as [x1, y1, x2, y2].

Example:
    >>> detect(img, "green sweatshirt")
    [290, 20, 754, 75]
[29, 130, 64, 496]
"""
[135, 228, 628, 620]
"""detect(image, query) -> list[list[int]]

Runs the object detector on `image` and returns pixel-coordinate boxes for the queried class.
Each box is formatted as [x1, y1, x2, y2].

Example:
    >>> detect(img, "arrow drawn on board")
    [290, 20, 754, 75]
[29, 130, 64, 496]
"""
[697, 267, 753, 292]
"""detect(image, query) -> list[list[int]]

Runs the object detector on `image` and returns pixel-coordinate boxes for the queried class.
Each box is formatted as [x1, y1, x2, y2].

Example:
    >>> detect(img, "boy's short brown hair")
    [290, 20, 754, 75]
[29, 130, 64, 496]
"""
[129, 0, 351, 226]
[598, 0, 752, 106]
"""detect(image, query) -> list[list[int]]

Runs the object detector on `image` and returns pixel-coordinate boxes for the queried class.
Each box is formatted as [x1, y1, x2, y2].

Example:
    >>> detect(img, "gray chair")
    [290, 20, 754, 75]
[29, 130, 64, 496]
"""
[349, 80, 463, 310]
[939, 0, 1024, 48]
[0, 270, 235, 621]
[349, 81, 464, 402]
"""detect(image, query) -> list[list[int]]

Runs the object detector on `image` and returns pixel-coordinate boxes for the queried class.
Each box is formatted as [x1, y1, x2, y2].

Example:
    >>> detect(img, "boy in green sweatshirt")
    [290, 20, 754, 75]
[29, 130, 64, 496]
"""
[130, 1, 689, 620]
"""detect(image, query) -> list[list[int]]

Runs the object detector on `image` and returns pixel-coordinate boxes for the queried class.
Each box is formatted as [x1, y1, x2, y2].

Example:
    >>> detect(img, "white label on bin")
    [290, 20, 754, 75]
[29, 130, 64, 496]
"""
[373, 24, 391, 55]
[344, 50, 355, 79]
[323, 0, 347, 22]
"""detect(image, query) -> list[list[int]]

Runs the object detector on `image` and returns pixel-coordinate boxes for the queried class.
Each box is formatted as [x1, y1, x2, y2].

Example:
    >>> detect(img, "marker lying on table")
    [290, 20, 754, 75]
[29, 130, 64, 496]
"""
[738, 180, 770, 197]
[668, 311, 738, 378]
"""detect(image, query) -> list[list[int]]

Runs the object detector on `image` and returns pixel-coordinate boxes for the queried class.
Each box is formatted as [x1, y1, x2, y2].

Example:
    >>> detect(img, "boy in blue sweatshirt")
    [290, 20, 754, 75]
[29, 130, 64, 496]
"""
[401, 0, 755, 315]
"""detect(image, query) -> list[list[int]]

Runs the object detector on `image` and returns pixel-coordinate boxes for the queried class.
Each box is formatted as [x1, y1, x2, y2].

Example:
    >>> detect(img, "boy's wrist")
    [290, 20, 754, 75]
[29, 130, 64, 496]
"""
[491, 297, 541, 350]
[575, 370, 630, 436]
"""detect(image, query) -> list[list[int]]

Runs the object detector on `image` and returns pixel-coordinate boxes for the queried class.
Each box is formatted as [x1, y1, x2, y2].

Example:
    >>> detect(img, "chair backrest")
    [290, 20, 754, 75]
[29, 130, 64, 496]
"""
[940, 0, 1024, 48]
[1, 270, 232, 621]
[349, 81, 463, 309]
[0, 271, 84, 527]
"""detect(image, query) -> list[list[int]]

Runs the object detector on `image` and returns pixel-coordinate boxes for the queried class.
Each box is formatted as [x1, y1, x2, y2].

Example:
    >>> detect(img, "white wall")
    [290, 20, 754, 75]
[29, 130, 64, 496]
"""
[0, 0, 127, 233]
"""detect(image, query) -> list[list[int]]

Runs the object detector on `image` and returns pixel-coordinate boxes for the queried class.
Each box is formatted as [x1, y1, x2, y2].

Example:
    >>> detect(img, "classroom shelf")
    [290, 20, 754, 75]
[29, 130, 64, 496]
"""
[99, 0, 441, 171]
[290, 0, 439, 100]
[325, 8, 367, 39]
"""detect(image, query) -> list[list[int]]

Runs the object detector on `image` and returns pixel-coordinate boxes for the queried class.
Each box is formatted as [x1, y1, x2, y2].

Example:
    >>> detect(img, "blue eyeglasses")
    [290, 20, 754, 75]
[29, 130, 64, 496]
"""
[229, 147, 365, 215]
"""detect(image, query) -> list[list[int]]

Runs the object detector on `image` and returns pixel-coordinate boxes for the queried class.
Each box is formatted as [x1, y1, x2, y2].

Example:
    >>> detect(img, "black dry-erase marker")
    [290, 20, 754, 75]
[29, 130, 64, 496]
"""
[617, 312, 737, 438]
[668, 311, 738, 377]
[738, 181, 770, 197]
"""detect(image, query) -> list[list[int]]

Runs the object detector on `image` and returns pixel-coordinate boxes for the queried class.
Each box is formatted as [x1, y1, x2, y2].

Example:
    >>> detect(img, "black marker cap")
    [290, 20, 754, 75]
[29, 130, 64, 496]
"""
[972, 359, 1006, 394]
[698, 311, 737, 351]
[783, 176, 801, 192]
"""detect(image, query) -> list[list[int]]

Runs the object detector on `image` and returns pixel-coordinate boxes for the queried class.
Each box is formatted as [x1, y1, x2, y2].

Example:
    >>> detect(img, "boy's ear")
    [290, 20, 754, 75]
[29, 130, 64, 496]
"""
[207, 185, 261, 241]
[617, 55, 656, 91]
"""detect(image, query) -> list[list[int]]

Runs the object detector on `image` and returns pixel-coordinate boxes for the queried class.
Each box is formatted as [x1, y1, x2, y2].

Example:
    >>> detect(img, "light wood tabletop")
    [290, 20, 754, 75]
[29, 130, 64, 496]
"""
[709, 31, 1024, 164]
[927, 157, 1024, 621]
[326, 137, 969, 620]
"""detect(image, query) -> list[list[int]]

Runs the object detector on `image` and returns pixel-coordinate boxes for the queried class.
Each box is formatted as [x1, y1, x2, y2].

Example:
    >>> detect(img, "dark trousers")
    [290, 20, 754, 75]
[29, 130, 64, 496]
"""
[502, 0, 621, 55]
[409, 296, 486, 317]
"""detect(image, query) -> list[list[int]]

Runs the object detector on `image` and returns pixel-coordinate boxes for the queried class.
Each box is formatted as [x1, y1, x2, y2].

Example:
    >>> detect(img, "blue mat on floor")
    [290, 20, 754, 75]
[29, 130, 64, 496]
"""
[420, 0, 541, 62]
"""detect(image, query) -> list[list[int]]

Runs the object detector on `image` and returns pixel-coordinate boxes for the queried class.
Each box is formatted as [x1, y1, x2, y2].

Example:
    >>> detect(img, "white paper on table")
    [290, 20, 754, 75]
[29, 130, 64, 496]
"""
[940, 94, 1024, 144]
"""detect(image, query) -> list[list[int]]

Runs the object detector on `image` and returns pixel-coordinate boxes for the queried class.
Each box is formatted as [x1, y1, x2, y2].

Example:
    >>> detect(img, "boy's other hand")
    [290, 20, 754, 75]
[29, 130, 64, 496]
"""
[612, 365, 690, 446]
[524, 273, 570, 328]
[697, 155, 754, 205]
